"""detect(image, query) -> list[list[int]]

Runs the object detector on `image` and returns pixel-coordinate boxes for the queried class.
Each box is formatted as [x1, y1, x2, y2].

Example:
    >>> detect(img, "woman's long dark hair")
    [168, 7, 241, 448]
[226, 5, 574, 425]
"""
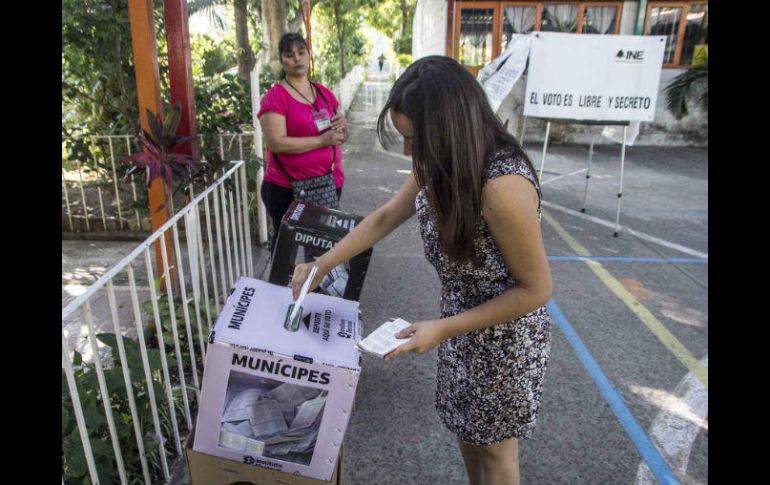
[377, 55, 538, 264]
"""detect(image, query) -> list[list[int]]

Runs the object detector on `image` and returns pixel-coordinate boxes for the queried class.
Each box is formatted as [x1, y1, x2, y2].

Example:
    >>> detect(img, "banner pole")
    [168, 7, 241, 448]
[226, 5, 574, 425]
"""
[538, 120, 551, 182]
[613, 126, 628, 237]
[581, 132, 595, 213]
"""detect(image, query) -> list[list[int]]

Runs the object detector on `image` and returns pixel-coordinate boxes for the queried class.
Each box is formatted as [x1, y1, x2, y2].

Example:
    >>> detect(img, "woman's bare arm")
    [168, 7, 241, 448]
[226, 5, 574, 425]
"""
[291, 174, 421, 298]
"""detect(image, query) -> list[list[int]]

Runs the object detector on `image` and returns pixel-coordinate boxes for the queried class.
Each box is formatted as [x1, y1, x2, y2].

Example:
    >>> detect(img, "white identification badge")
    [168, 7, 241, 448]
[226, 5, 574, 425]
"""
[312, 109, 332, 132]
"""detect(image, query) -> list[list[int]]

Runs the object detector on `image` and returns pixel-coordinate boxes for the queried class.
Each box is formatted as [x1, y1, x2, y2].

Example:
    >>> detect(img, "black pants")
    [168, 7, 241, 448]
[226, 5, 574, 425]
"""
[260, 181, 343, 251]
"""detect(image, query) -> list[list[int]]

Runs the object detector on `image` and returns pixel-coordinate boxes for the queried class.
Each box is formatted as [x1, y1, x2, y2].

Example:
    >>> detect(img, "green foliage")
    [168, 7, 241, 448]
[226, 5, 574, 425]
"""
[313, 0, 370, 86]
[260, 68, 280, 93]
[396, 53, 413, 68]
[315, 31, 368, 87]
[364, 0, 416, 55]
[63, 1, 256, 167]
[195, 73, 253, 136]
[191, 33, 238, 78]
[62, 0, 168, 141]
[364, 0, 400, 38]
[664, 63, 708, 120]
[61, 337, 183, 484]
[394, 33, 412, 56]
[190, 36, 280, 154]
[141, 294, 211, 359]
[62, 0, 133, 136]
[61, 290, 215, 483]
[188, 0, 230, 33]
[62, 0, 395, 189]
[286, 0, 305, 33]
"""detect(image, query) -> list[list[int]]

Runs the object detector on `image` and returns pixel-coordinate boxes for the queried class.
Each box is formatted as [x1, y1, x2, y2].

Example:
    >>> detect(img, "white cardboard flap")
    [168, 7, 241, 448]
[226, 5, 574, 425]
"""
[212, 277, 361, 370]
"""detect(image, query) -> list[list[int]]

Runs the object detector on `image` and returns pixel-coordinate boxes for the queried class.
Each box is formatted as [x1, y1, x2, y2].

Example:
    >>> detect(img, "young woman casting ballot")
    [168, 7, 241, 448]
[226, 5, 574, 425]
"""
[292, 56, 553, 485]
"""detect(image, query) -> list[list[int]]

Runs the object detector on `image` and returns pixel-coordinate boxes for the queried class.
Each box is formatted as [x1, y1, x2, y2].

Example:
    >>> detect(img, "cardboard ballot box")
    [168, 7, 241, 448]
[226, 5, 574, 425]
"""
[269, 201, 372, 301]
[186, 427, 344, 485]
[194, 277, 361, 482]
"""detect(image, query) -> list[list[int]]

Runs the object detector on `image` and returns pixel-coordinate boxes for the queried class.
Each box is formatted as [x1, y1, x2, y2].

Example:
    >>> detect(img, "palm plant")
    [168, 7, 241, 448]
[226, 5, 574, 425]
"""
[664, 61, 708, 120]
[188, 0, 230, 32]
[541, 9, 577, 32]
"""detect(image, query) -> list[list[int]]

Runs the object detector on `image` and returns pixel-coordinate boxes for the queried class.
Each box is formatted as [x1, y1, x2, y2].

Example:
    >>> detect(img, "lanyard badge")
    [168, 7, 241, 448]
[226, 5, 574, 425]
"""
[284, 80, 334, 133]
[312, 108, 332, 133]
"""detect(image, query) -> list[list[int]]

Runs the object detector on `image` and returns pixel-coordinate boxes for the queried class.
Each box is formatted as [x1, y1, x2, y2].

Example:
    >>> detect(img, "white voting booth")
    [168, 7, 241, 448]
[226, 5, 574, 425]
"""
[481, 32, 666, 236]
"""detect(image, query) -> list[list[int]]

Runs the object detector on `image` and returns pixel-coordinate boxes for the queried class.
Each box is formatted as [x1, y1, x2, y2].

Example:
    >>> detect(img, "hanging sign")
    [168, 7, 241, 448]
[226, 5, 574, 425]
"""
[478, 34, 533, 113]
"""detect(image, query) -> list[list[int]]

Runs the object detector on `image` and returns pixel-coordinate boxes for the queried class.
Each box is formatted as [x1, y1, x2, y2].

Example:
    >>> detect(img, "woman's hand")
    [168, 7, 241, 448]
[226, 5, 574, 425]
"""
[383, 320, 447, 361]
[319, 129, 345, 147]
[331, 112, 347, 132]
[290, 262, 328, 300]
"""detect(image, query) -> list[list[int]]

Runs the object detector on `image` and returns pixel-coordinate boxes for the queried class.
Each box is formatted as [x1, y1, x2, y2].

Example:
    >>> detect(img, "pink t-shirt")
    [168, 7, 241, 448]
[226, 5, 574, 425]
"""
[258, 82, 344, 189]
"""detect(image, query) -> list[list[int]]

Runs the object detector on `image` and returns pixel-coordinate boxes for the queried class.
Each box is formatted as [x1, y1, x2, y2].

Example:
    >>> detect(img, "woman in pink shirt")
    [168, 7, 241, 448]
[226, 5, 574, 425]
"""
[258, 33, 348, 247]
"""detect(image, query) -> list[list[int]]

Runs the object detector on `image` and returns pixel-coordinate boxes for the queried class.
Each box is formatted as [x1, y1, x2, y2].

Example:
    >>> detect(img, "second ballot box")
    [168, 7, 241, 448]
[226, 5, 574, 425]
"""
[269, 201, 372, 301]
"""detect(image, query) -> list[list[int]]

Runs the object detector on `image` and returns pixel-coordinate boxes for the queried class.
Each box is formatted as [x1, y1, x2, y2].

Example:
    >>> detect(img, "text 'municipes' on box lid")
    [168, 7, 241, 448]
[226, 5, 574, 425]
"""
[211, 277, 361, 370]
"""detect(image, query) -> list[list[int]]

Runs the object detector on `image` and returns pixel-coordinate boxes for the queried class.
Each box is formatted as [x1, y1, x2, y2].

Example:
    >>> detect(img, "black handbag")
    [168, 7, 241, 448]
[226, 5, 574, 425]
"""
[272, 84, 340, 209]
[273, 148, 339, 209]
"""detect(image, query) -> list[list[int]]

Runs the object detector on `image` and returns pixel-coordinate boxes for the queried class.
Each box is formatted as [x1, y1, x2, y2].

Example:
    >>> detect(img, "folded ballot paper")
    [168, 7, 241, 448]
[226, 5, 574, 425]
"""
[357, 317, 412, 358]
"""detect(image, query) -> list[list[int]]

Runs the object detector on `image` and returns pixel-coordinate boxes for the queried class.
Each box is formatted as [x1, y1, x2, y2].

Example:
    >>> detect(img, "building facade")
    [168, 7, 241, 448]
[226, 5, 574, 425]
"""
[412, 0, 708, 146]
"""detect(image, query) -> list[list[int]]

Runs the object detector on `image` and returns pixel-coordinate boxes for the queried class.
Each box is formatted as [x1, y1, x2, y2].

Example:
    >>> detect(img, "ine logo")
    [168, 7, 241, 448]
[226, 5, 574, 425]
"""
[616, 49, 644, 61]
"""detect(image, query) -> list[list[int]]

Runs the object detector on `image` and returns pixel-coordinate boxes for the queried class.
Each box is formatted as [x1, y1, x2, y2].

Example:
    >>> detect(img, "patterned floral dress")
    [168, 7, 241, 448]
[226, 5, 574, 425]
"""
[415, 146, 552, 446]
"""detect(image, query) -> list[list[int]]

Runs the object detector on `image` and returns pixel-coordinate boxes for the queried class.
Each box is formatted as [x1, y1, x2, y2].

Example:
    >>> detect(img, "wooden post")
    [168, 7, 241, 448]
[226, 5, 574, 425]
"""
[164, 0, 199, 163]
[128, 0, 176, 288]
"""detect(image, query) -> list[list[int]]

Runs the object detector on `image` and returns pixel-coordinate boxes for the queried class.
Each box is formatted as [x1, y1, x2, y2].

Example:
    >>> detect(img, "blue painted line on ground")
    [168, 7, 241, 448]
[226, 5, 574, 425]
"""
[548, 256, 707, 264]
[547, 300, 680, 485]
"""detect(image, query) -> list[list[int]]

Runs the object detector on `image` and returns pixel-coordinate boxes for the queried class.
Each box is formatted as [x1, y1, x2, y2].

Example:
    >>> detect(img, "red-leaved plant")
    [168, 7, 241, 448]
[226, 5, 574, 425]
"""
[122, 104, 202, 191]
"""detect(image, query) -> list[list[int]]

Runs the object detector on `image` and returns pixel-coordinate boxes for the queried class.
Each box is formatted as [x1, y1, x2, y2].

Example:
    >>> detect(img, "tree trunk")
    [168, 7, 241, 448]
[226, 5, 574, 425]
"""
[399, 0, 408, 40]
[114, 19, 138, 136]
[333, 1, 346, 78]
[234, 0, 255, 83]
[109, 0, 138, 136]
[288, 2, 305, 33]
[262, 0, 287, 77]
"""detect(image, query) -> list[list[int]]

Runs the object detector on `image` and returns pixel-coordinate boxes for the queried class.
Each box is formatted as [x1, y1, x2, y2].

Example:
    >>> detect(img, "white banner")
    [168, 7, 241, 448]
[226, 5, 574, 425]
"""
[478, 34, 533, 113]
[523, 32, 666, 122]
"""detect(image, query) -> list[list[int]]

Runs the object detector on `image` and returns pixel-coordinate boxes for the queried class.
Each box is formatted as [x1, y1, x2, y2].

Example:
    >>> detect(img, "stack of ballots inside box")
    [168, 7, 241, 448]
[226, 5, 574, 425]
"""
[219, 381, 328, 462]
